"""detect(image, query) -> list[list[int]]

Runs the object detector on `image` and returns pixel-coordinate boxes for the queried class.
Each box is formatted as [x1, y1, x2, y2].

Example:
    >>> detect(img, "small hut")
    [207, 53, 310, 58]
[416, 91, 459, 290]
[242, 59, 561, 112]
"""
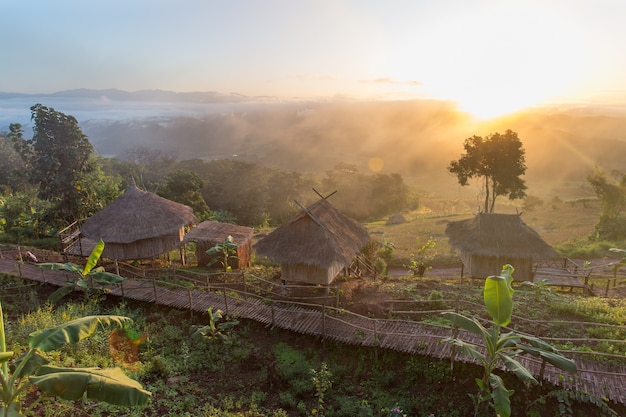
[445, 213, 558, 281]
[79, 180, 197, 261]
[183, 220, 254, 268]
[254, 198, 370, 285]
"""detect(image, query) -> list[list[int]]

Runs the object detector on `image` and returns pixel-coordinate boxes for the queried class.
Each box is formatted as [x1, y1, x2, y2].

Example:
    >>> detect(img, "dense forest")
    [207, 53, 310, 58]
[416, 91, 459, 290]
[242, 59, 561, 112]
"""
[0, 104, 418, 244]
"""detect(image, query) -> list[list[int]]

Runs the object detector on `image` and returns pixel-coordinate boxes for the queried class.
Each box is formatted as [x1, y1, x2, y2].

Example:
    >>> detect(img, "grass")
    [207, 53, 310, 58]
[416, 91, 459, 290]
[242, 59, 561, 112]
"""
[367, 194, 626, 266]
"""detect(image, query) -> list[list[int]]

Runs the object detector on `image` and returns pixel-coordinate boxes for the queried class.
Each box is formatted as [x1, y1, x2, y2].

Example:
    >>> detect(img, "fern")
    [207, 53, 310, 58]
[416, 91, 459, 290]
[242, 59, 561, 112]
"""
[531, 389, 619, 417]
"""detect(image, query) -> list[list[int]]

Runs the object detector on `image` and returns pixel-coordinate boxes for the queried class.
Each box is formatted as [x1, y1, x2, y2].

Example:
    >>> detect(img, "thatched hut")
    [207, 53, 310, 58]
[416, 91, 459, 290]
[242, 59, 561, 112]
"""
[183, 221, 254, 268]
[254, 198, 370, 285]
[79, 180, 197, 261]
[445, 213, 558, 281]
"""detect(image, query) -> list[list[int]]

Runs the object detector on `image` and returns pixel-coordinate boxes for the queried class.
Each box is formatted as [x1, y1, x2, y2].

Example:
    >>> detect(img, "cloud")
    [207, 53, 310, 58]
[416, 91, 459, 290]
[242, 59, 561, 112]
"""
[359, 77, 423, 87]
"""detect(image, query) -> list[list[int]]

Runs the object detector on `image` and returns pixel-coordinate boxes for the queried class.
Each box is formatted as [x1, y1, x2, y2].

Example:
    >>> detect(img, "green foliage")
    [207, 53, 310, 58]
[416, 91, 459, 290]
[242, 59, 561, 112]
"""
[322, 166, 411, 221]
[29, 104, 97, 226]
[443, 264, 577, 417]
[448, 129, 527, 213]
[521, 279, 553, 301]
[377, 235, 395, 263]
[206, 235, 239, 271]
[190, 307, 239, 341]
[0, 124, 31, 193]
[608, 247, 626, 276]
[159, 169, 210, 216]
[548, 295, 626, 326]
[404, 236, 436, 277]
[555, 238, 617, 259]
[527, 389, 619, 417]
[311, 362, 332, 415]
[273, 342, 313, 399]
[0, 302, 150, 416]
[0, 191, 51, 241]
[37, 239, 125, 303]
[588, 168, 626, 240]
[522, 194, 544, 211]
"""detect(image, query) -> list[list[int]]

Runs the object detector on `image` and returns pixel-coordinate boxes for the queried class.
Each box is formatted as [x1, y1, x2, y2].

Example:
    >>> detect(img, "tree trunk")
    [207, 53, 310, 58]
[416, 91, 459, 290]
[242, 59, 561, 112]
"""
[489, 178, 497, 213]
[484, 176, 490, 213]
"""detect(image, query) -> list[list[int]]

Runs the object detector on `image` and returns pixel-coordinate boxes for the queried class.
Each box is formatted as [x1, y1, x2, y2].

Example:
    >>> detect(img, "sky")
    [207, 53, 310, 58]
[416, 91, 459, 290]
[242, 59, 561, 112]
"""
[2, 0, 626, 118]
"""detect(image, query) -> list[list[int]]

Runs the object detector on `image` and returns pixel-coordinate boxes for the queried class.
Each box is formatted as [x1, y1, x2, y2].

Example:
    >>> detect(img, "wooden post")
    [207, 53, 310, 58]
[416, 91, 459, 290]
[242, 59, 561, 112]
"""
[321, 305, 326, 350]
[152, 275, 158, 303]
[223, 286, 229, 316]
[270, 300, 275, 328]
[373, 319, 378, 361]
[188, 288, 193, 310]
[539, 358, 547, 381]
[460, 263, 464, 284]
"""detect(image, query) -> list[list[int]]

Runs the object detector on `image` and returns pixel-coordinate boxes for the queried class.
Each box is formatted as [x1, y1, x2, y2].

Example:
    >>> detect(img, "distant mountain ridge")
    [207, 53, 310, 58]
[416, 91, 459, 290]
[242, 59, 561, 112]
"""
[0, 88, 254, 103]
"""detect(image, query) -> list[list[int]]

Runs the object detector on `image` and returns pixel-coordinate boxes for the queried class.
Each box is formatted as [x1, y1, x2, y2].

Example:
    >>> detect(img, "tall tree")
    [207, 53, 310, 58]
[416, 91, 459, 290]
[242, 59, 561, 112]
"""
[0, 124, 31, 193]
[587, 168, 626, 239]
[29, 104, 95, 224]
[448, 130, 527, 213]
[159, 169, 210, 216]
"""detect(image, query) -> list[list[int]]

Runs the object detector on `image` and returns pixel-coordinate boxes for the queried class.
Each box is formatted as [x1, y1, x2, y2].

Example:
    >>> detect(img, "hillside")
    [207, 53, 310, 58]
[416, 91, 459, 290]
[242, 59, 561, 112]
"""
[3, 91, 626, 200]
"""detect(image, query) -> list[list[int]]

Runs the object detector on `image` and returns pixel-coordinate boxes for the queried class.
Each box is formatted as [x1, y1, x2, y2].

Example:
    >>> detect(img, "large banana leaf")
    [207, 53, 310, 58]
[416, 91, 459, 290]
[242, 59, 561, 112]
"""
[36, 262, 82, 274]
[83, 239, 105, 276]
[11, 350, 48, 379]
[89, 271, 126, 285]
[46, 285, 76, 305]
[442, 311, 488, 337]
[28, 316, 132, 352]
[499, 354, 538, 384]
[489, 374, 513, 417]
[30, 365, 151, 406]
[442, 337, 486, 363]
[484, 265, 515, 327]
[515, 345, 577, 373]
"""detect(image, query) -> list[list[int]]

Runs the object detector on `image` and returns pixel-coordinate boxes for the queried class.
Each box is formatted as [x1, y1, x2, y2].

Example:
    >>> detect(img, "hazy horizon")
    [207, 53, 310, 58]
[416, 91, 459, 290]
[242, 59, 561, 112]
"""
[2, 90, 624, 203]
[3, 1, 626, 120]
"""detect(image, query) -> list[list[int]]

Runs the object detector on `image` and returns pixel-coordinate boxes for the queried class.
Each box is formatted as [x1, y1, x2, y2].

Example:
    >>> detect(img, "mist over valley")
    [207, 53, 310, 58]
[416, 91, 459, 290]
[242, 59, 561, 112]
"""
[3, 89, 626, 201]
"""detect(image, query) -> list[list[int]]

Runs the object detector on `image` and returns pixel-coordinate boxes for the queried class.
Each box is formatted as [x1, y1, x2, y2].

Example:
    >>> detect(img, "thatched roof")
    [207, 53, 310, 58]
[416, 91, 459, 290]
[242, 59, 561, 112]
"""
[80, 181, 197, 243]
[184, 221, 254, 246]
[445, 213, 558, 259]
[254, 199, 370, 268]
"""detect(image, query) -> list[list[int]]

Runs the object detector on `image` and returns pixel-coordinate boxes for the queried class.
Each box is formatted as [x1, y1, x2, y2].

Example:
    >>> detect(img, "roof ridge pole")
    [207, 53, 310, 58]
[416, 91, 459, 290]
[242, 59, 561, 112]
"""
[312, 188, 337, 200]
[294, 200, 326, 230]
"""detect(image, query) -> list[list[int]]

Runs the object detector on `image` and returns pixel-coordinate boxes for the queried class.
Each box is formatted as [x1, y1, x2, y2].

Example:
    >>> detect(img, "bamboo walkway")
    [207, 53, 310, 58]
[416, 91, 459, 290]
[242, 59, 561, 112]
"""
[1, 258, 625, 406]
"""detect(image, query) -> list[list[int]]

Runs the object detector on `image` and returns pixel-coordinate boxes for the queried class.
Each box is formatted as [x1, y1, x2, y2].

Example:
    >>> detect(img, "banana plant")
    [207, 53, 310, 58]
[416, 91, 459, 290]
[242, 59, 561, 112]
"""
[0, 303, 151, 416]
[191, 307, 239, 342]
[442, 264, 577, 417]
[205, 235, 239, 272]
[609, 247, 626, 276]
[37, 239, 125, 303]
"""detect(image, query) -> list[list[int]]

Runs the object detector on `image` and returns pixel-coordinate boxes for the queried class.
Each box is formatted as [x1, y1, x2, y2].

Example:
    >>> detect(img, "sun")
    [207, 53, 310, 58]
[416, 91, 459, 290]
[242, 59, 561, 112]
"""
[410, 1, 591, 120]
[450, 85, 547, 120]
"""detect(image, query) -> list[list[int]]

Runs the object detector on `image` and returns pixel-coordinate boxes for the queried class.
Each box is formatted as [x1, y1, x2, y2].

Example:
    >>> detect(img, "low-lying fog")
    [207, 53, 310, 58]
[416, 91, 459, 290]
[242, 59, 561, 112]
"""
[3, 90, 626, 200]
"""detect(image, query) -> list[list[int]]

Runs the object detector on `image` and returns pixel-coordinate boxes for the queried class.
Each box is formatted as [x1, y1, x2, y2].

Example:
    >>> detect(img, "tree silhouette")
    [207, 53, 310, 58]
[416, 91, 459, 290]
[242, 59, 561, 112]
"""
[448, 130, 527, 213]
